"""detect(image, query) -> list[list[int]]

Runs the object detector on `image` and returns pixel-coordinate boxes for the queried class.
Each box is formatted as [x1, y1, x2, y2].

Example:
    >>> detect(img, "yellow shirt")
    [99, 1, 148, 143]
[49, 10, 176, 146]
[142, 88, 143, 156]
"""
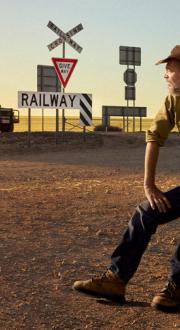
[146, 94, 180, 146]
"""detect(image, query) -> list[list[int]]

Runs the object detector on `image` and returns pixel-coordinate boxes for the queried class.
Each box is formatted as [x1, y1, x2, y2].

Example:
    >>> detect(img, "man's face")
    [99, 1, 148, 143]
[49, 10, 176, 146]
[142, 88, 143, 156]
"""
[164, 59, 180, 95]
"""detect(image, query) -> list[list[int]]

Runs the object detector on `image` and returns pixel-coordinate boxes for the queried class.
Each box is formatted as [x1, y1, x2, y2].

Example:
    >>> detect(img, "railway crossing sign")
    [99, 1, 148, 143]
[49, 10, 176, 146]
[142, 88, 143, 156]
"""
[18, 91, 92, 126]
[47, 21, 83, 53]
[52, 58, 77, 88]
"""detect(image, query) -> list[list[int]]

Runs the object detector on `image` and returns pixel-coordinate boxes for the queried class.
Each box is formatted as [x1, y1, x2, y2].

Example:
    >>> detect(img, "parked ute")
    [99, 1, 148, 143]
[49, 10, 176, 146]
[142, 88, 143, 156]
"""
[0, 107, 19, 132]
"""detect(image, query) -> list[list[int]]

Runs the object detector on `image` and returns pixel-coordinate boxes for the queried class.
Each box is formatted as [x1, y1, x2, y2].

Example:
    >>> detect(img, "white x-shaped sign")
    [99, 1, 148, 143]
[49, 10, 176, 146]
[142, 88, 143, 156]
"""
[47, 21, 83, 53]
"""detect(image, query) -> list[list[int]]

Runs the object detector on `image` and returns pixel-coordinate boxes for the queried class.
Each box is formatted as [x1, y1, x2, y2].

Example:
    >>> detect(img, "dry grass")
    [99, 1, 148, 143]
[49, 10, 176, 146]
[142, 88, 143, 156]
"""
[14, 116, 155, 133]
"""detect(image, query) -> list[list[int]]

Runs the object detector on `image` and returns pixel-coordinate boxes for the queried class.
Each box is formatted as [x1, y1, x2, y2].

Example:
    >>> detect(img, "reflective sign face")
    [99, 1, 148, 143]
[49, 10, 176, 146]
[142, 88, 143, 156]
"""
[47, 23, 83, 51]
[119, 46, 141, 66]
[51, 58, 78, 88]
[47, 21, 83, 53]
[18, 92, 93, 127]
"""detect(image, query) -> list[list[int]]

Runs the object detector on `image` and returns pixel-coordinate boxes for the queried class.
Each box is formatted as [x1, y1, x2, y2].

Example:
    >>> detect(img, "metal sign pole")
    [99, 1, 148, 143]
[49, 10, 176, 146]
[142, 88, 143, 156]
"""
[62, 42, 65, 137]
[127, 100, 129, 132]
[133, 100, 135, 132]
[28, 107, 31, 147]
[55, 108, 59, 144]
[140, 115, 142, 132]
[83, 126, 86, 141]
[123, 116, 125, 131]
[126, 64, 129, 133]
[133, 64, 135, 132]
[42, 108, 44, 131]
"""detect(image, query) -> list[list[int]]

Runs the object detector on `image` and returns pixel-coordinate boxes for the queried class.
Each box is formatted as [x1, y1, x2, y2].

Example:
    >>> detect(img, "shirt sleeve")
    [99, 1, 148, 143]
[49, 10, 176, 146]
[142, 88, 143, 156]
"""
[146, 95, 175, 146]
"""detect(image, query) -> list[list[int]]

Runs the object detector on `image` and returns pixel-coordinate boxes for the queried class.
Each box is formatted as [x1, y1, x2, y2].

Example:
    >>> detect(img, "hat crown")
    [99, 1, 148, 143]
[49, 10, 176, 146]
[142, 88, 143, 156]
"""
[171, 45, 180, 57]
[156, 45, 180, 65]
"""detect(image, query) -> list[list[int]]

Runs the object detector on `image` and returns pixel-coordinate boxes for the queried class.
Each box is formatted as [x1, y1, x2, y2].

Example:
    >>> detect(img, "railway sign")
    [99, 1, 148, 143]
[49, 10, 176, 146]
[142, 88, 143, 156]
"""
[18, 91, 92, 126]
[52, 58, 77, 88]
[47, 21, 83, 53]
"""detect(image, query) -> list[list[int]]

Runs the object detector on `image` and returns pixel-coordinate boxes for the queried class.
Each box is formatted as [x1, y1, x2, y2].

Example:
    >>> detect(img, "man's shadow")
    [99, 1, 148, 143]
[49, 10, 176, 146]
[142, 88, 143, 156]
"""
[96, 299, 180, 313]
[96, 298, 149, 308]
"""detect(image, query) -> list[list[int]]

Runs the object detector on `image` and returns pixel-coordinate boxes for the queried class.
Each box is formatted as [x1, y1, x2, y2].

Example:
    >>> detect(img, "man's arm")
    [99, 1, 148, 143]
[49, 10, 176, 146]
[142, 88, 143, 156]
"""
[144, 141, 171, 213]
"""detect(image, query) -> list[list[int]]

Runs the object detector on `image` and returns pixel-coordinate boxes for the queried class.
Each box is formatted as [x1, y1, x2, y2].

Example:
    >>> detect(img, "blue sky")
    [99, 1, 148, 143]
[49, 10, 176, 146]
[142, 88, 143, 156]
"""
[0, 0, 180, 118]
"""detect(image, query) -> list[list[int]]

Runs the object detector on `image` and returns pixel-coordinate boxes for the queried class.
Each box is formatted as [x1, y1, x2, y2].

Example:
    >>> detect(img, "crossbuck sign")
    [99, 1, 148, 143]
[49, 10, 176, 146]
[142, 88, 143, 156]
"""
[47, 21, 83, 53]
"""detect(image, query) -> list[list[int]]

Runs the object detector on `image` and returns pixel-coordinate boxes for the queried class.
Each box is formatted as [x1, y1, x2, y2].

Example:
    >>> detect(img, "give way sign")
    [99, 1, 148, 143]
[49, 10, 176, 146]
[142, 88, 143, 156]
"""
[52, 58, 78, 88]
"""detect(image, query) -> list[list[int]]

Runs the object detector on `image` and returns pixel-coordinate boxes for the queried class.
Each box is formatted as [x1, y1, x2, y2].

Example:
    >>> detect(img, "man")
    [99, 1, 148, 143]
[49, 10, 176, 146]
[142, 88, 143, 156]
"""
[73, 45, 180, 311]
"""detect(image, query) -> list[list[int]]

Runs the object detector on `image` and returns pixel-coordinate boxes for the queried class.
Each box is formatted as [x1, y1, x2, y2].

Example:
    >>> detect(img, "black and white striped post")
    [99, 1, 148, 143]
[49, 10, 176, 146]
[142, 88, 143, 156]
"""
[79, 93, 92, 141]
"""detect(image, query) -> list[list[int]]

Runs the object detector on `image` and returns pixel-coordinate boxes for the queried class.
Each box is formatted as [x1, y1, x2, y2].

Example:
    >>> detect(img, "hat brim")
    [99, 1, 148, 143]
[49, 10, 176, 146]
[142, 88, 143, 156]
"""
[155, 56, 171, 65]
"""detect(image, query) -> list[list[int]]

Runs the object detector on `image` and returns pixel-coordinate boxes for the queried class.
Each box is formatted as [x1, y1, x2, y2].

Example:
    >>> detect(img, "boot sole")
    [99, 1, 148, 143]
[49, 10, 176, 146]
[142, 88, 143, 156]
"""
[151, 301, 179, 312]
[72, 286, 126, 304]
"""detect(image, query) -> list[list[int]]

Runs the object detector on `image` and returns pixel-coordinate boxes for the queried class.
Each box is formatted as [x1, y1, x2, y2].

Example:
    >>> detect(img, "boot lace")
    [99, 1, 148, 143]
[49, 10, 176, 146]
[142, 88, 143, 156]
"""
[92, 269, 110, 281]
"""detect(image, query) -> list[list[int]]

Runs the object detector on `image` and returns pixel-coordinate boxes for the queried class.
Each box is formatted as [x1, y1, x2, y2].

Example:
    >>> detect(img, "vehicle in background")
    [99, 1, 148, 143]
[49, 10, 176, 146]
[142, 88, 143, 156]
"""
[0, 106, 20, 132]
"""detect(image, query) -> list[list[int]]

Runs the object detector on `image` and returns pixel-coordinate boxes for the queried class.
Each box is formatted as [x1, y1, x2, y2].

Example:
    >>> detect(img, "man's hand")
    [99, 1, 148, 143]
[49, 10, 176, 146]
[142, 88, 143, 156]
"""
[144, 185, 171, 213]
[144, 142, 171, 213]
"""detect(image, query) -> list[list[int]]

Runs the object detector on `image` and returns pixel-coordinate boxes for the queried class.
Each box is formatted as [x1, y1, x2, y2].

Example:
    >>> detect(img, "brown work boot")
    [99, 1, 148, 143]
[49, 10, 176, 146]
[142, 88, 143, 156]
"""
[151, 281, 180, 311]
[72, 269, 126, 303]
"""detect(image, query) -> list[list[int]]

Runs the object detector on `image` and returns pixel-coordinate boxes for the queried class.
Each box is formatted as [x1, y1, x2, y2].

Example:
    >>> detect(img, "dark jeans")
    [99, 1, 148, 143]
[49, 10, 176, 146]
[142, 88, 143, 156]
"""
[110, 186, 180, 285]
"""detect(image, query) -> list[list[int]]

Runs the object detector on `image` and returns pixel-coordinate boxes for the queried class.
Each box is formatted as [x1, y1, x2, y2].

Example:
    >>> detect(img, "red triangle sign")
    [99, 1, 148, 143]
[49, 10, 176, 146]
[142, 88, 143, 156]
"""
[52, 58, 78, 88]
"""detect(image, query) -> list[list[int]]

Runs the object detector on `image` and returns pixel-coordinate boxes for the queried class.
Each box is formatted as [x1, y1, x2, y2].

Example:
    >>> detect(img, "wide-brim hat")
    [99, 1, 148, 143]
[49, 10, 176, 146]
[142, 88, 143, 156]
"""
[155, 45, 180, 65]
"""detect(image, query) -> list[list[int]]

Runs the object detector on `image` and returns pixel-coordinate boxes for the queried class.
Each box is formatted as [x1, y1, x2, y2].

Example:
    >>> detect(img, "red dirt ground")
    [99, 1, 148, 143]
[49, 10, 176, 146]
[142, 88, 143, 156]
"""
[0, 132, 179, 329]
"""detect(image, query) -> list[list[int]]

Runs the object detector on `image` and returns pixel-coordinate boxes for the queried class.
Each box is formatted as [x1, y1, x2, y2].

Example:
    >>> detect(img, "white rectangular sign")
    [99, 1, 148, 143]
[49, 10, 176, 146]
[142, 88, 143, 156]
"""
[18, 91, 92, 126]
[18, 91, 81, 109]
